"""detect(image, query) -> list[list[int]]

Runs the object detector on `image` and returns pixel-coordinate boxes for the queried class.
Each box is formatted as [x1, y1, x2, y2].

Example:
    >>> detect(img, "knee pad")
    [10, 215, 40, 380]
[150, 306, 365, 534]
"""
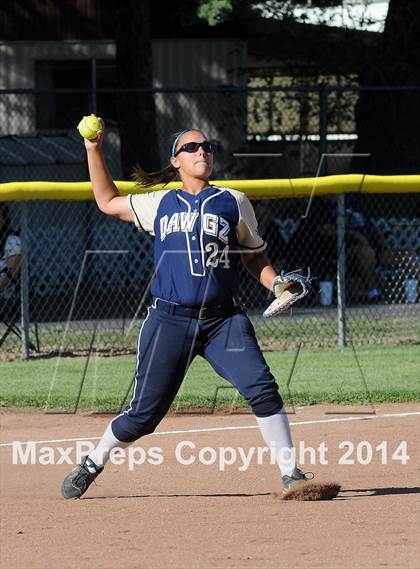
[252, 391, 284, 418]
[111, 413, 161, 443]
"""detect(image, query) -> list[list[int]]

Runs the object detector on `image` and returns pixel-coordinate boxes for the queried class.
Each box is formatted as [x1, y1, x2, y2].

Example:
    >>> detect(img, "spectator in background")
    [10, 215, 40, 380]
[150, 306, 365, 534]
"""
[0, 204, 21, 294]
[287, 196, 402, 303]
[253, 200, 288, 272]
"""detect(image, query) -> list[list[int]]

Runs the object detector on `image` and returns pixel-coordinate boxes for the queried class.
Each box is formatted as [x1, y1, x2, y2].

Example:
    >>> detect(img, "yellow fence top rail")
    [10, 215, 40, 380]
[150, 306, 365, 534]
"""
[0, 174, 419, 201]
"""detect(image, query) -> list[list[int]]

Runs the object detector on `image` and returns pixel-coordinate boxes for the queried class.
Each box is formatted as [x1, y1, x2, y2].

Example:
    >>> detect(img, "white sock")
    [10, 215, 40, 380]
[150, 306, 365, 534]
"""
[255, 406, 296, 477]
[87, 422, 130, 471]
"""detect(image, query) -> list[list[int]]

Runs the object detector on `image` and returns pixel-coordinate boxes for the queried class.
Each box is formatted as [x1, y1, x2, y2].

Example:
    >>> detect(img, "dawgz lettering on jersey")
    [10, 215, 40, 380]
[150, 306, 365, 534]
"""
[127, 186, 267, 304]
[160, 212, 230, 243]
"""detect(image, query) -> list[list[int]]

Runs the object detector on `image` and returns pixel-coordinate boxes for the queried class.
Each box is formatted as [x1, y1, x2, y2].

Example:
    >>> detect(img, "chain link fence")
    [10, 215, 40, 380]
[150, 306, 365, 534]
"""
[1, 86, 419, 358]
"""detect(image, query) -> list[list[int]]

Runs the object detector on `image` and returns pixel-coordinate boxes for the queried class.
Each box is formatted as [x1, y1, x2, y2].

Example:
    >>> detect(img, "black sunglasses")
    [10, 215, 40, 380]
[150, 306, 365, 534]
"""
[174, 141, 214, 156]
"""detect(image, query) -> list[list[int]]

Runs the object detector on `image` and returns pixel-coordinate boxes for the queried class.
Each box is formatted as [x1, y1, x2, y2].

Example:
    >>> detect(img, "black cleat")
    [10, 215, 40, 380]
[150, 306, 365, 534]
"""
[61, 456, 103, 499]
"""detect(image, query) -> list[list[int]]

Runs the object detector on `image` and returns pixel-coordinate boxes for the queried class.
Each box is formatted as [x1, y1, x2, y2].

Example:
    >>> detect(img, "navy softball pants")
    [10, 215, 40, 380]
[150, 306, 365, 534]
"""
[111, 302, 284, 442]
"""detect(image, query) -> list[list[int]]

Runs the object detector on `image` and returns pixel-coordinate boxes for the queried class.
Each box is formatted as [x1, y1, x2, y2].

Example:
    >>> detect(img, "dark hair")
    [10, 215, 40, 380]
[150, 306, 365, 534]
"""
[131, 129, 204, 189]
[0, 203, 14, 256]
[131, 163, 178, 189]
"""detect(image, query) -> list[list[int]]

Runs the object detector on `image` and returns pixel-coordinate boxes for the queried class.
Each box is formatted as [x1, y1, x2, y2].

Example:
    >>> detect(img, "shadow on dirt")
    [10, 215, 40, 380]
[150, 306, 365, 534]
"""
[336, 487, 420, 498]
[83, 491, 272, 500]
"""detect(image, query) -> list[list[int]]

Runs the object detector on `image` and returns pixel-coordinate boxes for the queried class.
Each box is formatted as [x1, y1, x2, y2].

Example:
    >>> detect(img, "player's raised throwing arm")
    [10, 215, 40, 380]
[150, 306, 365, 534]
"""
[84, 119, 134, 222]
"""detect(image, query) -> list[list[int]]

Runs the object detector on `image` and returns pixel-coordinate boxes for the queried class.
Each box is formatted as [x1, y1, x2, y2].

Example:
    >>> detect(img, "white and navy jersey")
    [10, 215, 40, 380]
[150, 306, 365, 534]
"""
[128, 185, 267, 306]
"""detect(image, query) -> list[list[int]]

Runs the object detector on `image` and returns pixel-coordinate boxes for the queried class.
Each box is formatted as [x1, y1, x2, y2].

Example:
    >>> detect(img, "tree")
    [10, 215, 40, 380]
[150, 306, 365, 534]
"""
[352, 0, 420, 174]
[115, 0, 160, 178]
[199, 1, 420, 174]
[114, 0, 216, 178]
[197, 0, 346, 27]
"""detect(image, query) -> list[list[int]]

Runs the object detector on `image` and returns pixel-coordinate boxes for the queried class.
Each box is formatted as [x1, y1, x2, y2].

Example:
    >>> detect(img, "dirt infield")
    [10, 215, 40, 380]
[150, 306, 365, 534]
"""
[1, 403, 419, 569]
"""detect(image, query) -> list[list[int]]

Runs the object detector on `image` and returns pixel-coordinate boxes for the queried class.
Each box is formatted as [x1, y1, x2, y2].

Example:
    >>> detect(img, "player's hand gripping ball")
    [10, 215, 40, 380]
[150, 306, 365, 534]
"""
[77, 114, 102, 140]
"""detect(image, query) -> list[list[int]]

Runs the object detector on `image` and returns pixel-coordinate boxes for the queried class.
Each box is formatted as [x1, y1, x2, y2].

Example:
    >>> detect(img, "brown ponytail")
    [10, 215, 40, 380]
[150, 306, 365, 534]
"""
[131, 129, 201, 189]
[131, 163, 177, 188]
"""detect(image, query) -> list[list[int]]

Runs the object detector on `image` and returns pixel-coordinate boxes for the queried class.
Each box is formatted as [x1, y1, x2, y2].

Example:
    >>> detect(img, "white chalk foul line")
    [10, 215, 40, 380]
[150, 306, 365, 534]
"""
[0, 410, 419, 448]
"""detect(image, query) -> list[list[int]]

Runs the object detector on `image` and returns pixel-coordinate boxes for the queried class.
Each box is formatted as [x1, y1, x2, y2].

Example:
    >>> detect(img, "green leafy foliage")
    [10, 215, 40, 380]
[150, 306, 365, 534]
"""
[197, 0, 234, 25]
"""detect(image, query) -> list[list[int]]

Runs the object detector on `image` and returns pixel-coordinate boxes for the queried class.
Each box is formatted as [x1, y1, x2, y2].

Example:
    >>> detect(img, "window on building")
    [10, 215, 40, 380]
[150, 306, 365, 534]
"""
[35, 59, 118, 130]
[247, 75, 358, 140]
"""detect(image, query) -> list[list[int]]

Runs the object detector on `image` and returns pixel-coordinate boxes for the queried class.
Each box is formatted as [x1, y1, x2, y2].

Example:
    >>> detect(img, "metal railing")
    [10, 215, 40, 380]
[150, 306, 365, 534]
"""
[1, 85, 419, 358]
[1, 190, 419, 359]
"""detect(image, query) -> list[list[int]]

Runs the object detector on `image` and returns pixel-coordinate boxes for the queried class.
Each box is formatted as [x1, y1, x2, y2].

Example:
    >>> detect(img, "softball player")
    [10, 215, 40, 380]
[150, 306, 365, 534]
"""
[61, 124, 311, 499]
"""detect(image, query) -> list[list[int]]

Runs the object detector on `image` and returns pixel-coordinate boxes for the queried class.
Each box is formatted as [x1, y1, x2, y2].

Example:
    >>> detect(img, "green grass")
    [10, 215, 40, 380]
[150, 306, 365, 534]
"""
[1, 312, 419, 357]
[253, 315, 420, 349]
[0, 344, 419, 412]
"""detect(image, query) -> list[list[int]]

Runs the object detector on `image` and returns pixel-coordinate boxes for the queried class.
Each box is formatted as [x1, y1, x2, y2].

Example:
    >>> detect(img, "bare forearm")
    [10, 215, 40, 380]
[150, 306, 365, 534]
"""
[83, 122, 132, 221]
[241, 252, 277, 291]
[86, 148, 120, 212]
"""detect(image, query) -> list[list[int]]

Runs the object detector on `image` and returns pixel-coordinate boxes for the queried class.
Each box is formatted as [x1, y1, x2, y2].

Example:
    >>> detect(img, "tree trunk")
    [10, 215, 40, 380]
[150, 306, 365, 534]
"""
[352, 0, 420, 174]
[115, 0, 160, 179]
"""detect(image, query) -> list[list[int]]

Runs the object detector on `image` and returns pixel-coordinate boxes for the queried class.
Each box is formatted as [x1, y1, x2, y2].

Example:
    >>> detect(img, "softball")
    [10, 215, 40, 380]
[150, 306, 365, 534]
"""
[77, 114, 102, 140]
